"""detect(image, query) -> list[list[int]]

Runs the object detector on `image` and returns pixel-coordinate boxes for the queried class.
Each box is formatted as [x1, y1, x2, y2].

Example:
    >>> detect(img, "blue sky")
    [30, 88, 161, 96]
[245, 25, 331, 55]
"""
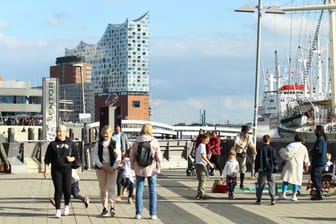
[0, 0, 325, 125]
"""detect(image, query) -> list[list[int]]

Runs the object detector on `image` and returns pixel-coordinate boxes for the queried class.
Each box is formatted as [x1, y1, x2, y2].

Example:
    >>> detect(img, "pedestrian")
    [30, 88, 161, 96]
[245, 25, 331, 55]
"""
[279, 134, 310, 201]
[221, 149, 239, 199]
[93, 125, 121, 217]
[324, 153, 333, 173]
[186, 129, 204, 176]
[194, 133, 214, 200]
[209, 131, 223, 176]
[255, 135, 277, 205]
[121, 148, 135, 204]
[113, 124, 130, 202]
[130, 123, 162, 220]
[50, 169, 90, 208]
[44, 125, 80, 218]
[310, 125, 327, 200]
[232, 125, 257, 189]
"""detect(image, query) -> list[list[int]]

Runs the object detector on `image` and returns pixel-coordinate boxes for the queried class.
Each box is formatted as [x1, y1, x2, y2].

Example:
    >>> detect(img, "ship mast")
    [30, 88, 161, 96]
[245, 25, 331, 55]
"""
[280, 0, 336, 114]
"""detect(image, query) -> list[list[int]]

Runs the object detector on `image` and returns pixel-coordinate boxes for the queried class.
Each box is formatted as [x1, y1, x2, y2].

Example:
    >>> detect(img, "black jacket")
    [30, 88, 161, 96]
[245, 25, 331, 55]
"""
[255, 144, 277, 173]
[44, 137, 79, 169]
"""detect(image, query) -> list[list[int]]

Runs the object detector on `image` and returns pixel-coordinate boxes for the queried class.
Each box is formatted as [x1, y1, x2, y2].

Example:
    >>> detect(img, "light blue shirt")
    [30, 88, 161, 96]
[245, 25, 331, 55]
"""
[113, 133, 121, 150]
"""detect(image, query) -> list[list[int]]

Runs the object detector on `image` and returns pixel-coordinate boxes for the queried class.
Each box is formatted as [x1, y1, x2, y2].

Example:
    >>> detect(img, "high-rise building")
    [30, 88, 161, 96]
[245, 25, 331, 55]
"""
[64, 12, 150, 121]
[50, 56, 95, 122]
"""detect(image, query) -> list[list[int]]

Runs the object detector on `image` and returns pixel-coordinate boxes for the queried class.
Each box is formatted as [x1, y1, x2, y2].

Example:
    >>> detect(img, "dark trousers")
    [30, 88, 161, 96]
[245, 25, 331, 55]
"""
[117, 168, 124, 196]
[124, 177, 135, 198]
[51, 167, 72, 209]
[256, 171, 275, 201]
[210, 155, 223, 175]
[226, 175, 237, 197]
[71, 181, 84, 201]
[311, 165, 325, 193]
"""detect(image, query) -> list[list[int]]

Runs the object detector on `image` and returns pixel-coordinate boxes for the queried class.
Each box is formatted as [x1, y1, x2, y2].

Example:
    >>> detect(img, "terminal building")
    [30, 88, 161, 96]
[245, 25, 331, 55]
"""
[0, 78, 42, 125]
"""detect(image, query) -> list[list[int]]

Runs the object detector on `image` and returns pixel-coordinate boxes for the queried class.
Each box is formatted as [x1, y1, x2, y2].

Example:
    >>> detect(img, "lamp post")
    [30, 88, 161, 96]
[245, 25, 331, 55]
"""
[235, 0, 262, 146]
[235, 1, 285, 144]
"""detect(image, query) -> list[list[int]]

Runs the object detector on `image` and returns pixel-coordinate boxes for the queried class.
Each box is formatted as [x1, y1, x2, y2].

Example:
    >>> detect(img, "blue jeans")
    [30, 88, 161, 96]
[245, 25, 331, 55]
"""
[135, 175, 157, 216]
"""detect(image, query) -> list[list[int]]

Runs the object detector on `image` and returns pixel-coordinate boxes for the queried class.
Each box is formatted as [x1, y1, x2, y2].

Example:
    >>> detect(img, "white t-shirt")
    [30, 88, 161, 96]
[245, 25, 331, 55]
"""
[195, 143, 207, 166]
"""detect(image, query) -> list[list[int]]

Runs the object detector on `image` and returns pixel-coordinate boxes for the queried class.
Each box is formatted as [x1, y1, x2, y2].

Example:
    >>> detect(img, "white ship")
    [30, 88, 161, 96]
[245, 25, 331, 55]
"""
[257, 0, 336, 140]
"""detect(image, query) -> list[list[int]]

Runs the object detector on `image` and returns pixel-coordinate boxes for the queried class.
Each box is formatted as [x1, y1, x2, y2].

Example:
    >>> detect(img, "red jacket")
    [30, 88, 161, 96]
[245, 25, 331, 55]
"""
[210, 136, 221, 155]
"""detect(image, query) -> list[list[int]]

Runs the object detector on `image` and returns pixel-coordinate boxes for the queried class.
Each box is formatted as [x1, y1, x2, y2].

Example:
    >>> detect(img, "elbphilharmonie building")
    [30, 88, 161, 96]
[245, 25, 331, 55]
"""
[64, 12, 150, 121]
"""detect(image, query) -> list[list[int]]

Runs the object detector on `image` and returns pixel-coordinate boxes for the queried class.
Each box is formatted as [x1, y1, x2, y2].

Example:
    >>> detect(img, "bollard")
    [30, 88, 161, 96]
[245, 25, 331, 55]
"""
[38, 128, 42, 140]
[7, 128, 14, 143]
[85, 148, 91, 170]
[69, 129, 74, 140]
[28, 128, 34, 140]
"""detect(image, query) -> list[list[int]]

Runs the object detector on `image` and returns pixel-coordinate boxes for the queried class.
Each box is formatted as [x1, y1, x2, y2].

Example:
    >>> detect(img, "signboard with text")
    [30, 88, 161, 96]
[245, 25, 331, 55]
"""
[42, 78, 59, 141]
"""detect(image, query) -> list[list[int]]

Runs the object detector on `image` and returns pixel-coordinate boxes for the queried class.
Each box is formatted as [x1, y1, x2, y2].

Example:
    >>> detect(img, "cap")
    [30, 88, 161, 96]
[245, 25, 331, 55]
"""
[241, 125, 249, 132]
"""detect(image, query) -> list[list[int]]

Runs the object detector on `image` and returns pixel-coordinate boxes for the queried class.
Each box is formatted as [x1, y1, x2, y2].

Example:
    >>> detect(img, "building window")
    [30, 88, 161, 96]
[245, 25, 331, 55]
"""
[132, 100, 140, 108]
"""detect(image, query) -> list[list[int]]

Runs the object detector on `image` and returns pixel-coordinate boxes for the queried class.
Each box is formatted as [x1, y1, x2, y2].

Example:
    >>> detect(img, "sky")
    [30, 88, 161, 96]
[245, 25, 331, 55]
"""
[0, 0, 326, 125]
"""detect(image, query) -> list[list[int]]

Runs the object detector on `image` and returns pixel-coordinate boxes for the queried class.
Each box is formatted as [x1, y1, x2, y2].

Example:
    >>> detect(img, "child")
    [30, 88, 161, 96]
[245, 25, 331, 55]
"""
[255, 135, 277, 205]
[194, 133, 214, 200]
[121, 148, 135, 204]
[50, 169, 90, 208]
[221, 150, 239, 199]
[325, 153, 333, 173]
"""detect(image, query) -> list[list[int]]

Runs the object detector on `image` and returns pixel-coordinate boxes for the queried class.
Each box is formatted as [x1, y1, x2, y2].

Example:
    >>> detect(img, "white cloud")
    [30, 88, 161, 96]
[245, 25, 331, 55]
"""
[0, 21, 8, 29]
[47, 13, 65, 26]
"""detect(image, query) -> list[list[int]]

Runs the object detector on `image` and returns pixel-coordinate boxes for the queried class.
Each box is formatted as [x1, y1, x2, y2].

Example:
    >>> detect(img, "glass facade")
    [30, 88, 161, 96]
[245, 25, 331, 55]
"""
[65, 13, 150, 96]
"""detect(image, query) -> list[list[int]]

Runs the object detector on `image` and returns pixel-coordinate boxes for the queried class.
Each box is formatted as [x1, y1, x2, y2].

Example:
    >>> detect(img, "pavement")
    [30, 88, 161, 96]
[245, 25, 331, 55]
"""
[0, 169, 336, 224]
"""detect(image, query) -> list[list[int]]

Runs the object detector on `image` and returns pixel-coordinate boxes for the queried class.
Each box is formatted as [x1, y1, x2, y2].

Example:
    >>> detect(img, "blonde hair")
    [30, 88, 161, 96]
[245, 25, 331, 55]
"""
[327, 153, 332, 161]
[101, 125, 113, 135]
[140, 123, 152, 136]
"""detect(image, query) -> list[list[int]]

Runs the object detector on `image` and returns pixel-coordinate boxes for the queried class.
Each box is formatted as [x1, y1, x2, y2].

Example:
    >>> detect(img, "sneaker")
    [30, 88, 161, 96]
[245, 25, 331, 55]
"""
[83, 197, 90, 208]
[271, 200, 276, 205]
[277, 194, 287, 200]
[110, 208, 116, 217]
[195, 193, 201, 200]
[101, 208, 109, 217]
[255, 200, 261, 205]
[151, 215, 158, 220]
[115, 195, 121, 202]
[292, 196, 298, 201]
[127, 197, 133, 205]
[240, 184, 244, 189]
[50, 198, 56, 207]
[55, 209, 61, 218]
[135, 214, 141, 219]
[64, 205, 70, 216]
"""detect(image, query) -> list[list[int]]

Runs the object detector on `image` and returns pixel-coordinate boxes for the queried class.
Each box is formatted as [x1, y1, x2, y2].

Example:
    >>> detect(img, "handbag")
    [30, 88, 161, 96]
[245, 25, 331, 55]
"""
[212, 179, 228, 193]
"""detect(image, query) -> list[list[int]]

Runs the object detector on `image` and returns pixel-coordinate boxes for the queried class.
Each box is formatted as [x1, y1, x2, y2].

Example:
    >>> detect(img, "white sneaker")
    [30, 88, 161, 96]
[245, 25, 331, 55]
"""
[55, 209, 61, 218]
[292, 196, 298, 201]
[64, 206, 70, 216]
[135, 214, 141, 219]
[277, 194, 287, 200]
[151, 215, 158, 220]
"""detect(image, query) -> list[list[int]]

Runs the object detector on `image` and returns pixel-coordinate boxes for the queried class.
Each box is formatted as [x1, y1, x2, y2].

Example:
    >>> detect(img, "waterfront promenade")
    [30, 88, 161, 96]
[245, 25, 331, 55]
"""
[0, 169, 335, 224]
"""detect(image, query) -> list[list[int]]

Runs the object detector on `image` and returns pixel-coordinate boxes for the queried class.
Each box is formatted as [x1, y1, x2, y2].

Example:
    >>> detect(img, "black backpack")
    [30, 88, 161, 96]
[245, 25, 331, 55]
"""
[136, 141, 153, 167]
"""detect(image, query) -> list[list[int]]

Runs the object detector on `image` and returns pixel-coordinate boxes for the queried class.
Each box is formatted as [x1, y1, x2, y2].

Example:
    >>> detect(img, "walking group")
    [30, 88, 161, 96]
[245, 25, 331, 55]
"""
[43, 123, 162, 220]
[192, 124, 330, 205]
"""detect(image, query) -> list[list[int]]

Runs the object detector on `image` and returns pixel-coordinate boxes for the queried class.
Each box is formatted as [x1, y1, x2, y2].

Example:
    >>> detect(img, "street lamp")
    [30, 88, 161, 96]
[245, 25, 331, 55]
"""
[235, 1, 284, 145]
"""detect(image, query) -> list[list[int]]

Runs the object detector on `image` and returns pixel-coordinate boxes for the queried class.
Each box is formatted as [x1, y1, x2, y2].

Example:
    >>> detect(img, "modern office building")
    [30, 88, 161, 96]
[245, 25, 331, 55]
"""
[50, 56, 95, 122]
[64, 12, 150, 121]
[0, 79, 42, 125]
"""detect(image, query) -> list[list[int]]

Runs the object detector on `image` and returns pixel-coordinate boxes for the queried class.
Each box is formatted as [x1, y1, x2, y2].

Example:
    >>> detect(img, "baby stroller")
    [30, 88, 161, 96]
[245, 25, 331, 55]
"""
[306, 160, 336, 196]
